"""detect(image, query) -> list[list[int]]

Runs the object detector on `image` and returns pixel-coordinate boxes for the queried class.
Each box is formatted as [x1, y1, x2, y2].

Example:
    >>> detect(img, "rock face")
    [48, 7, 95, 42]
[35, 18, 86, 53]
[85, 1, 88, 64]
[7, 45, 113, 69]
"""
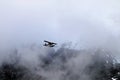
[0, 47, 120, 80]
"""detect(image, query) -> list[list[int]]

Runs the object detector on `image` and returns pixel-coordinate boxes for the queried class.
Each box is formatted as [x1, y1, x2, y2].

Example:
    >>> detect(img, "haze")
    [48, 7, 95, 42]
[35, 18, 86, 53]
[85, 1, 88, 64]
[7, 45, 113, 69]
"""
[0, 0, 120, 60]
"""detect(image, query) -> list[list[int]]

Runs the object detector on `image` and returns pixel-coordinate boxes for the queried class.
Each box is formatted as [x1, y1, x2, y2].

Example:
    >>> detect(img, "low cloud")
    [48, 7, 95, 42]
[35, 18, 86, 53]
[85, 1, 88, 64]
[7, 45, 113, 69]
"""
[0, 45, 119, 80]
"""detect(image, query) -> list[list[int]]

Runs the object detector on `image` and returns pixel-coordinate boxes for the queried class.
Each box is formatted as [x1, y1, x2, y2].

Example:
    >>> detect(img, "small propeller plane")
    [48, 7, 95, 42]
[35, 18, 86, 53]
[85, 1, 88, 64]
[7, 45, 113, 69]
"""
[44, 40, 57, 47]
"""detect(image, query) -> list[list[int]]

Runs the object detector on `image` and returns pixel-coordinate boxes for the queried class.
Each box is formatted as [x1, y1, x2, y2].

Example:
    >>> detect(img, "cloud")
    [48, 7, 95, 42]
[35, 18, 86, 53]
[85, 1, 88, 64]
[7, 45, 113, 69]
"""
[0, 46, 118, 80]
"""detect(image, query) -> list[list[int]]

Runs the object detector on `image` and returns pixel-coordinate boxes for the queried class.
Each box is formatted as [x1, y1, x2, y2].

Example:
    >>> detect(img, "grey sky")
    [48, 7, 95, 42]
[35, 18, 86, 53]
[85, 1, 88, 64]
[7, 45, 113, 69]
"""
[0, 0, 120, 50]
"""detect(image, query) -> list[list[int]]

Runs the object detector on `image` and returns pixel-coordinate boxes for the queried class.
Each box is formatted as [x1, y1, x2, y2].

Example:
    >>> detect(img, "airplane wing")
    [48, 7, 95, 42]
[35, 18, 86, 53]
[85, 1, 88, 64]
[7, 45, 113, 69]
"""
[44, 40, 49, 43]
[44, 40, 57, 44]
[49, 42, 57, 45]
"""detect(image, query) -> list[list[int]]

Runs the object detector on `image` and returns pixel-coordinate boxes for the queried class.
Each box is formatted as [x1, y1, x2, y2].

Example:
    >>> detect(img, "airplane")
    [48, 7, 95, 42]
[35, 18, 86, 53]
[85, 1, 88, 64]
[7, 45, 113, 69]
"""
[44, 40, 57, 47]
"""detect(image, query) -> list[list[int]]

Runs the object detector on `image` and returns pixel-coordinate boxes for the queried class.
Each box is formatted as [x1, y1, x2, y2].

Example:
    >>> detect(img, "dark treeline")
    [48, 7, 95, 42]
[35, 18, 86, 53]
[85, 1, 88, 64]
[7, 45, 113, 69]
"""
[0, 47, 120, 80]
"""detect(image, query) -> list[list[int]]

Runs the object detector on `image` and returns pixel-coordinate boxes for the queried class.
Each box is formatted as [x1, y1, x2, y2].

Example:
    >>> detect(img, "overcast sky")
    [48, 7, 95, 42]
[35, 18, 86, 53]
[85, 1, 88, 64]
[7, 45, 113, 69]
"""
[0, 0, 120, 50]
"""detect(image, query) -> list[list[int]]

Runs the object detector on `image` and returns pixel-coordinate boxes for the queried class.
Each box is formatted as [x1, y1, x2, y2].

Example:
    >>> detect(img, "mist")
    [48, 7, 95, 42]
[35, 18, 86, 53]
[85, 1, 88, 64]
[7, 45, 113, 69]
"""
[0, 46, 119, 80]
[0, 0, 120, 47]
[0, 0, 120, 80]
